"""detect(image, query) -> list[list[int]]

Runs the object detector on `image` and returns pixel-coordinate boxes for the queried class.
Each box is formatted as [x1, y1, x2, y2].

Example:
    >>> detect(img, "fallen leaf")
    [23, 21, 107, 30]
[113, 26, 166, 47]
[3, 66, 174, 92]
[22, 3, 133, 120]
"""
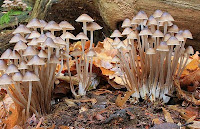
[187, 121, 200, 129]
[79, 106, 88, 113]
[80, 98, 97, 105]
[162, 107, 174, 123]
[59, 126, 70, 129]
[115, 90, 134, 107]
[100, 67, 115, 76]
[11, 125, 23, 129]
[152, 118, 162, 125]
[95, 113, 105, 121]
[48, 124, 55, 129]
[93, 89, 112, 95]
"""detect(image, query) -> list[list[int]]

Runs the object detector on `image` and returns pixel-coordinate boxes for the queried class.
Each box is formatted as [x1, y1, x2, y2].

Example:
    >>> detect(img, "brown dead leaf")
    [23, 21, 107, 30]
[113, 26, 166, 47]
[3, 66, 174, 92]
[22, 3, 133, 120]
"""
[115, 90, 135, 107]
[48, 124, 55, 129]
[80, 98, 97, 105]
[93, 89, 112, 95]
[12, 125, 23, 129]
[100, 67, 115, 76]
[95, 113, 106, 121]
[162, 107, 174, 123]
[59, 126, 70, 129]
[2, 103, 19, 129]
[187, 121, 200, 129]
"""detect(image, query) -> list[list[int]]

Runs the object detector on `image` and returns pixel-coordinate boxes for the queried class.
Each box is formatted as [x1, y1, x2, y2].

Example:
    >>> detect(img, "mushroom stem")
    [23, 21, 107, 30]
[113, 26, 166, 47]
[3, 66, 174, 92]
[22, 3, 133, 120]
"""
[177, 54, 189, 79]
[26, 81, 32, 119]
[81, 39, 85, 54]
[83, 22, 87, 36]
[89, 30, 94, 50]
[66, 38, 70, 54]
[164, 22, 168, 35]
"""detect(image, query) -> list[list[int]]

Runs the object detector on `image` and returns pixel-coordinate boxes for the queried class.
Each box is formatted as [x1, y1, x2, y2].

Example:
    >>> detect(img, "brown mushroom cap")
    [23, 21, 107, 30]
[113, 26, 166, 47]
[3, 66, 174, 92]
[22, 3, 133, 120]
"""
[0, 74, 14, 85]
[76, 14, 94, 22]
[22, 71, 39, 82]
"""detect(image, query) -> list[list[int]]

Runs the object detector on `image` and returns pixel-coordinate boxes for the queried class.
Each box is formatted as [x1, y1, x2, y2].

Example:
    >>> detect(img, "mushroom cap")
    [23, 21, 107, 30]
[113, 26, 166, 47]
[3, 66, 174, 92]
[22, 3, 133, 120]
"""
[23, 46, 38, 56]
[38, 49, 48, 58]
[9, 33, 27, 43]
[167, 36, 180, 45]
[139, 28, 152, 36]
[0, 59, 7, 70]
[152, 30, 164, 37]
[76, 14, 94, 22]
[44, 21, 61, 31]
[12, 72, 23, 82]
[112, 37, 121, 45]
[27, 31, 41, 39]
[5, 64, 19, 74]
[1, 49, 12, 59]
[175, 33, 184, 41]
[147, 16, 158, 25]
[168, 25, 179, 33]
[127, 31, 138, 39]
[13, 24, 31, 34]
[153, 9, 163, 18]
[131, 16, 140, 25]
[146, 48, 156, 54]
[18, 61, 28, 70]
[163, 34, 171, 41]
[159, 12, 174, 22]
[14, 40, 27, 51]
[185, 46, 194, 55]
[122, 27, 132, 35]
[39, 20, 47, 28]
[122, 18, 131, 28]
[27, 18, 42, 29]
[135, 11, 148, 20]
[9, 50, 21, 59]
[71, 49, 82, 57]
[110, 30, 122, 38]
[43, 37, 58, 48]
[0, 74, 14, 85]
[53, 37, 66, 45]
[86, 49, 96, 57]
[75, 32, 89, 40]
[86, 22, 102, 31]
[59, 21, 75, 30]
[27, 38, 39, 46]
[60, 32, 75, 40]
[182, 30, 193, 39]
[27, 55, 45, 66]
[22, 71, 39, 82]
[111, 56, 120, 63]
[37, 34, 47, 43]
[45, 32, 56, 39]
[49, 55, 60, 64]
[156, 42, 169, 51]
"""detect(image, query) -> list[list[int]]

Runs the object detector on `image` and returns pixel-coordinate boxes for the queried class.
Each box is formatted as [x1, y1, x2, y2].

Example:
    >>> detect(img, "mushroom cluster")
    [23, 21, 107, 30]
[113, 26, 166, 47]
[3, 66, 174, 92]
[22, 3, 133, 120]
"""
[108, 10, 194, 103]
[1, 0, 28, 11]
[0, 14, 101, 120]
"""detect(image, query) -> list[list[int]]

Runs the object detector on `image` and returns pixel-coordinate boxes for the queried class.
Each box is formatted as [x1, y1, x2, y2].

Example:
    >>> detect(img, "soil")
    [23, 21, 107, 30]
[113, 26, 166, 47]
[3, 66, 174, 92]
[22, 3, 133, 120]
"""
[26, 85, 186, 129]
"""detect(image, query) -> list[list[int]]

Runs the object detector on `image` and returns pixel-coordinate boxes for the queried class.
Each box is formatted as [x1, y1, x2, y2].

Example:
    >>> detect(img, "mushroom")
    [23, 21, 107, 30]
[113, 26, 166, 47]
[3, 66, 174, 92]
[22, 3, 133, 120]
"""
[22, 71, 39, 118]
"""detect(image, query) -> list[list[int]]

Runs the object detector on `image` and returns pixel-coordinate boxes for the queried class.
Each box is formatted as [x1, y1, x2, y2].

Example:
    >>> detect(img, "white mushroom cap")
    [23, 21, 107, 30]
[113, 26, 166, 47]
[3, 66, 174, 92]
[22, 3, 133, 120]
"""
[146, 48, 156, 54]
[86, 49, 96, 57]
[14, 41, 27, 51]
[76, 14, 94, 22]
[9, 33, 27, 43]
[1, 49, 12, 59]
[122, 18, 131, 28]
[0, 74, 14, 85]
[60, 32, 75, 40]
[12, 72, 23, 82]
[0, 60, 7, 70]
[110, 30, 122, 38]
[22, 71, 39, 82]
[13, 24, 31, 34]
[23, 46, 38, 56]
[86, 22, 102, 31]
[152, 30, 164, 37]
[166, 36, 180, 46]
[75, 32, 89, 40]
[5, 64, 19, 74]
[44, 21, 61, 31]
[27, 55, 45, 66]
[38, 50, 48, 59]
[18, 61, 28, 70]
[27, 18, 42, 29]
[59, 21, 75, 30]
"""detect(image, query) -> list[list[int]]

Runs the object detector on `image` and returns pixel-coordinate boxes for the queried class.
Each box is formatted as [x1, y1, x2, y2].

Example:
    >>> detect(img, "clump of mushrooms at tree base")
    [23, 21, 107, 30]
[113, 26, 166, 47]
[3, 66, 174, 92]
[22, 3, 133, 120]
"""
[0, 14, 101, 121]
[0, 10, 194, 121]
[108, 10, 194, 103]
